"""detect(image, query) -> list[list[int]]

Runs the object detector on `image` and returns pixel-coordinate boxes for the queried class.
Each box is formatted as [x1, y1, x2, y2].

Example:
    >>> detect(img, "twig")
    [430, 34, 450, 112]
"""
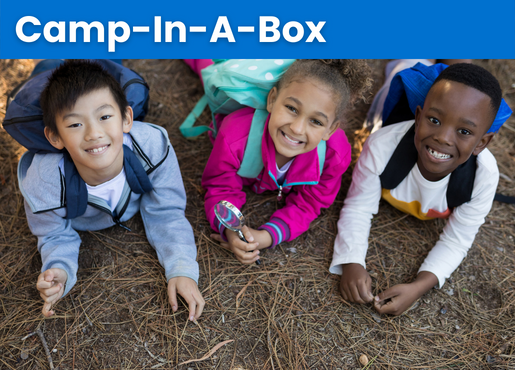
[36, 328, 54, 370]
[21, 332, 37, 341]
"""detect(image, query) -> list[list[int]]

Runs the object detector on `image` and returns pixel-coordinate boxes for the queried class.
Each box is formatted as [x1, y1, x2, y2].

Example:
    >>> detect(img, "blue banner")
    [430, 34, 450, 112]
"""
[1, 0, 514, 58]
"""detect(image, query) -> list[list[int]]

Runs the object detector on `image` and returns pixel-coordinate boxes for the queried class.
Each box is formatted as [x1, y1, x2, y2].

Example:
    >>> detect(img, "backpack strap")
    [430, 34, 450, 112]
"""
[317, 140, 326, 176]
[237, 109, 268, 178]
[379, 123, 476, 209]
[379, 124, 418, 190]
[447, 155, 476, 208]
[179, 95, 214, 138]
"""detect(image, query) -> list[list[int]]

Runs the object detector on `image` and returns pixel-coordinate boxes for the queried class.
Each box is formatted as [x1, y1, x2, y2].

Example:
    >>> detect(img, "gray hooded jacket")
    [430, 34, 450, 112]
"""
[18, 121, 199, 296]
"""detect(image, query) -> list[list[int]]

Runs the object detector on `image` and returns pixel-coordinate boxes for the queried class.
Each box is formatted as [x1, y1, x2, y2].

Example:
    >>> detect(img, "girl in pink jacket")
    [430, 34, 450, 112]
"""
[186, 59, 372, 264]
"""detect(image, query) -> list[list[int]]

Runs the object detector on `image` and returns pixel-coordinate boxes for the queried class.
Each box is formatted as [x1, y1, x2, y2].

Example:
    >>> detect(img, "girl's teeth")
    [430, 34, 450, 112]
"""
[428, 147, 451, 159]
[284, 133, 301, 144]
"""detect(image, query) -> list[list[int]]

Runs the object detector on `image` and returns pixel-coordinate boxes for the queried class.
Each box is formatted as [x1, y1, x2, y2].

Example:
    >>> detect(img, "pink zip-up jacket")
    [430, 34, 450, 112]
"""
[202, 107, 352, 247]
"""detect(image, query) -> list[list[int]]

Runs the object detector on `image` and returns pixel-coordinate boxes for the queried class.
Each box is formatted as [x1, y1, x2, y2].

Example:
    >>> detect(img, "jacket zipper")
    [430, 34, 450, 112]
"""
[268, 171, 318, 201]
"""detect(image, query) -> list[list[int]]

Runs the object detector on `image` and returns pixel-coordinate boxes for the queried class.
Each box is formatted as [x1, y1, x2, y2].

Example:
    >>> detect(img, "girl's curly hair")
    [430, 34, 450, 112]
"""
[277, 59, 373, 122]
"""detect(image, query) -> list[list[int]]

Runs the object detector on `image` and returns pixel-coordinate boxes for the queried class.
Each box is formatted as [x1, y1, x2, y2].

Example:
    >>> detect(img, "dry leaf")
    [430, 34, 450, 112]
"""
[178, 340, 234, 365]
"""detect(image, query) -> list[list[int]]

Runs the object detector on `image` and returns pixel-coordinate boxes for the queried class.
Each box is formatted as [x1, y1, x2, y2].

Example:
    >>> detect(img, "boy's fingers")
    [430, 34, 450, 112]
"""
[37, 279, 54, 290]
[42, 302, 54, 317]
[340, 284, 349, 301]
[43, 269, 55, 282]
[194, 293, 205, 320]
[168, 283, 178, 312]
[40, 283, 63, 299]
[374, 298, 398, 315]
[375, 286, 399, 303]
[187, 299, 196, 321]
[358, 281, 374, 302]
[350, 284, 365, 304]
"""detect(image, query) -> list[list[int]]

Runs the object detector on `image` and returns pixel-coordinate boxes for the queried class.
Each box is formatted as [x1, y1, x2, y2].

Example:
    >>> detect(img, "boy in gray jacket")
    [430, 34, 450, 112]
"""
[18, 60, 204, 319]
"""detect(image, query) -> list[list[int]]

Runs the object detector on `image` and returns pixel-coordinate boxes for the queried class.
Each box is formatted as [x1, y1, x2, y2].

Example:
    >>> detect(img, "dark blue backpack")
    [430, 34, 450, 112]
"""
[3, 59, 149, 154]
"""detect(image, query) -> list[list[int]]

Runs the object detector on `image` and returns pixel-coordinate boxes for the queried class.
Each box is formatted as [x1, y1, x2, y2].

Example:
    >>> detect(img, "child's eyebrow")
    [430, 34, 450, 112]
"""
[95, 104, 114, 112]
[61, 104, 114, 120]
[285, 96, 328, 122]
[428, 107, 477, 128]
[459, 118, 477, 128]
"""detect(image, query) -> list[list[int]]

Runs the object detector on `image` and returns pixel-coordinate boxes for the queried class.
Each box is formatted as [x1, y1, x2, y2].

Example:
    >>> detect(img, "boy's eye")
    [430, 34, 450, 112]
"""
[100, 115, 112, 121]
[428, 117, 440, 125]
[286, 105, 298, 114]
[458, 128, 471, 135]
[68, 123, 82, 128]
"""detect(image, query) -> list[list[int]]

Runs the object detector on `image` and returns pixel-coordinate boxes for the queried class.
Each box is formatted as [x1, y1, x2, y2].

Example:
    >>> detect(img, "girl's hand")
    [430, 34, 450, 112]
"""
[211, 226, 270, 264]
[374, 271, 438, 316]
[340, 263, 374, 304]
[36, 268, 67, 317]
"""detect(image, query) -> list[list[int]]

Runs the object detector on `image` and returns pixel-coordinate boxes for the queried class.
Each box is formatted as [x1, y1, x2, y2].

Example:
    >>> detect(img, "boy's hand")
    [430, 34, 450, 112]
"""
[340, 263, 374, 304]
[36, 268, 67, 317]
[168, 277, 205, 321]
[211, 226, 271, 264]
[374, 271, 438, 316]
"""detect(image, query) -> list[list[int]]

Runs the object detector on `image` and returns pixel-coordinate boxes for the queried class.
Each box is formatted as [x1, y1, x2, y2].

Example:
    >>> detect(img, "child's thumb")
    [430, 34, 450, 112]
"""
[242, 226, 254, 242]
[43, 269, 55, 282]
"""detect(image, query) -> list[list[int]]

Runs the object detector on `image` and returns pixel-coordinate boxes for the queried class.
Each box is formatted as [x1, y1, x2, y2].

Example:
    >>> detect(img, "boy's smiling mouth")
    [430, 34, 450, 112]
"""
[85, 144, 110, 154]
[281, 130, 304, 145]
[426, 146, 452, 160]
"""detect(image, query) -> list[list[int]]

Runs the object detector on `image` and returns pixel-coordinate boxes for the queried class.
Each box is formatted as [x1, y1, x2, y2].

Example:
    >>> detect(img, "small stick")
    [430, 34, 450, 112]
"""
[36, 328, 54, 370]
[21, 332, 37, 341]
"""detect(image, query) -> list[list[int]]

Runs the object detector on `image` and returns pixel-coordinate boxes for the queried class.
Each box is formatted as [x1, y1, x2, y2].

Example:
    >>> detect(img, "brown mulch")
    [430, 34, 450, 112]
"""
[0, 59, 514, 369]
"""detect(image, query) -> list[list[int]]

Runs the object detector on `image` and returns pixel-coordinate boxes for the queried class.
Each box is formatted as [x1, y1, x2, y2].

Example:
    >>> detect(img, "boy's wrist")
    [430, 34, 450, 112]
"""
[412, 271, 438, 296]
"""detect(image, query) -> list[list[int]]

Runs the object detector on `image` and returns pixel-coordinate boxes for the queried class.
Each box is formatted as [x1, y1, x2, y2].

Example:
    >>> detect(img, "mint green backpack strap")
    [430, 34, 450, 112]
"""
[179, 95, 215, 138]
[237, 109, 268, 178]
[316, 140, 326, 176]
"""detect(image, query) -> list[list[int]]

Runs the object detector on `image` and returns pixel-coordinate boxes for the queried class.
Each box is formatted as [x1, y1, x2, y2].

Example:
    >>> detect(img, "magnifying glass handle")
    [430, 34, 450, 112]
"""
[237, 231, 262, 265]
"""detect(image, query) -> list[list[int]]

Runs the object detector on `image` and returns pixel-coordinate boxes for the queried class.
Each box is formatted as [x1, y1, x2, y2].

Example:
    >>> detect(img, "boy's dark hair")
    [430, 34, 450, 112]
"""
[277, 59, 373, 122]
[40, 60, 129, 134]
[433, 63, 502, 122]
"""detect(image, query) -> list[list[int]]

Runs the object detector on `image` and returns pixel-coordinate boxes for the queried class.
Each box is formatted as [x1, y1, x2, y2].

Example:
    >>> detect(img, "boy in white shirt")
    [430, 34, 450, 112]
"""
[330, 62, 510, 315]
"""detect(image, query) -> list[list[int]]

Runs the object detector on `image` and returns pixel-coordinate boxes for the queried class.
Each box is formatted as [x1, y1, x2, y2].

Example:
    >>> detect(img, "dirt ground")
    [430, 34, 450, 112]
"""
[0, 59, 514, 369]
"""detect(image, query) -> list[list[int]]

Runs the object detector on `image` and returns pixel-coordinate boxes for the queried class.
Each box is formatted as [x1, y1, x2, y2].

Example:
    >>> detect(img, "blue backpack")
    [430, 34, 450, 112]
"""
[4, 59, 149, 154]
[180, 59, 326, 179]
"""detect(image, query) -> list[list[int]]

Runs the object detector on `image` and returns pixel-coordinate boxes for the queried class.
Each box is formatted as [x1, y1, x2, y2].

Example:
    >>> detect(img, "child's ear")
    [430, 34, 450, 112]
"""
[322, 121, 341, 141]
[473, 132, 494, 155]
[123, 106, 134, 133]
[267, 87, 278, 114]
[44, 127, 64, 150]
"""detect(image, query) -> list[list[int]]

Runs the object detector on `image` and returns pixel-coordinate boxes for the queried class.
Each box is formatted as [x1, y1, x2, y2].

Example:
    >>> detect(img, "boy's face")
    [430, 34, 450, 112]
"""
[45, 88, 133, 185]
[414, 80, 494, 182]
[267, 78, 340, 167]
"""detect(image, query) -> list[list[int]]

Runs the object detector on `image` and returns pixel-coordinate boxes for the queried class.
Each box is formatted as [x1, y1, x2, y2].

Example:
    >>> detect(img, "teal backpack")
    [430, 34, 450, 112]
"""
[180, 59, 326, 179]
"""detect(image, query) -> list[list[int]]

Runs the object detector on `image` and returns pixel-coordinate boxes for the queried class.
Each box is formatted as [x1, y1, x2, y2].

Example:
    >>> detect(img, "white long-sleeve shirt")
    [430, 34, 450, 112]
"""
[330, 120, 499, 288]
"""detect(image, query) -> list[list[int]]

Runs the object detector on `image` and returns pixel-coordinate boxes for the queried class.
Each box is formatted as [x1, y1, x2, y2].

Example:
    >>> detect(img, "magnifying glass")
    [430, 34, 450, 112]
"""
[214, 201, 261, 265]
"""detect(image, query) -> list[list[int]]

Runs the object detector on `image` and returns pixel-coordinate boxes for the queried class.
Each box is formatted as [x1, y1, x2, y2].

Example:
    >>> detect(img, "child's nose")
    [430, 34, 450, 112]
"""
[434, 127, 454, 145]
[84, 122, 104, 141]
[289, 117, 305, 135]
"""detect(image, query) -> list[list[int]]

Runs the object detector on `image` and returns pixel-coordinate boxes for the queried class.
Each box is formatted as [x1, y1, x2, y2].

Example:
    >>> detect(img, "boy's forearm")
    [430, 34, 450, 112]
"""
[412, 271, 439, 297]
